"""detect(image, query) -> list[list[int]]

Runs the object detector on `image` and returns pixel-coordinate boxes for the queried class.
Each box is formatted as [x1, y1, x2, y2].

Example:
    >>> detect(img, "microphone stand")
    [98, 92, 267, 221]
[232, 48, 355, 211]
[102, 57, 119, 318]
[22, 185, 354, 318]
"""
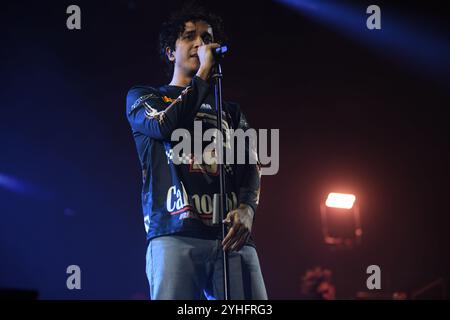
[211, 58, 230, 300]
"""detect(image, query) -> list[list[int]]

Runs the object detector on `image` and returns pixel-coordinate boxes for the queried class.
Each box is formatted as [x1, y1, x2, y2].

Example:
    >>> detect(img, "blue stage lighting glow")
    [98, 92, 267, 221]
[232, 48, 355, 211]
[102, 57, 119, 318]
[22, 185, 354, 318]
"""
[276, 0, 450, 80]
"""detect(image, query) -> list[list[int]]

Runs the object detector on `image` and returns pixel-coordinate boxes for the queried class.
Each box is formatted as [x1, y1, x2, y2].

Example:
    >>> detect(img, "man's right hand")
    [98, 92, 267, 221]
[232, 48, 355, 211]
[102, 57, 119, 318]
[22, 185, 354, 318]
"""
[196, 43, 221, 81]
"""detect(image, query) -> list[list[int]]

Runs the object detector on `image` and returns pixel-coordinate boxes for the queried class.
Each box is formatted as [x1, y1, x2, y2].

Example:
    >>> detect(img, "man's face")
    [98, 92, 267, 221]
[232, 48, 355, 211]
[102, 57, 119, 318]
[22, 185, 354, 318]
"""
[168, 20, 213, 76]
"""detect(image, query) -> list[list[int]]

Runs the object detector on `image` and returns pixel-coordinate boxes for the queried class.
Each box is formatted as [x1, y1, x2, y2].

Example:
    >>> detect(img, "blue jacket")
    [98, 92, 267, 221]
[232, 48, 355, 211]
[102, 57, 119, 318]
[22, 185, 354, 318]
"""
[126, 76, 261, 243]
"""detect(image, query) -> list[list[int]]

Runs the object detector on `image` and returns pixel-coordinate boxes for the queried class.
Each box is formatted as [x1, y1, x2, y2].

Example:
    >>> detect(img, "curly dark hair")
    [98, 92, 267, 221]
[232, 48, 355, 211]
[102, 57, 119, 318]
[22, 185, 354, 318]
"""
[159, 2, 227, 76]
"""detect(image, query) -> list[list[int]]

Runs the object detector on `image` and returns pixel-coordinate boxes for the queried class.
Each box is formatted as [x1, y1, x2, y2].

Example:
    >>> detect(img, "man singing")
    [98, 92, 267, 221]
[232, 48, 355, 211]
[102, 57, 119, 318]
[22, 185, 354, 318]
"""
[126, 5, 267, 300]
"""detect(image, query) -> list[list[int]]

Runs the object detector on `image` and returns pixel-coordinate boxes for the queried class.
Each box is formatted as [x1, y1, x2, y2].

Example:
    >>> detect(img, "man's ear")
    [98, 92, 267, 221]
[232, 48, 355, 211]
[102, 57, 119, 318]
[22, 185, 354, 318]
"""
[166, 47, 175, 62]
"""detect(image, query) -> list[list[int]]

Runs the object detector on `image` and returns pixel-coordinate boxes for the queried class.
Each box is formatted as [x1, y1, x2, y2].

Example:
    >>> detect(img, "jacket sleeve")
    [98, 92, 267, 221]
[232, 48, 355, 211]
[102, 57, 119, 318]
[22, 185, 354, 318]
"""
[126, 76, 210, 140]
[233, 104, 261, 216]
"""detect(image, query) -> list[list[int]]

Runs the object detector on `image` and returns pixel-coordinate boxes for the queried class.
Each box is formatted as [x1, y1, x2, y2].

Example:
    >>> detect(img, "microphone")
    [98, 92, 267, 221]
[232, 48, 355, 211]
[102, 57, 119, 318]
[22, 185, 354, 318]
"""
[214, 45, 228, 59]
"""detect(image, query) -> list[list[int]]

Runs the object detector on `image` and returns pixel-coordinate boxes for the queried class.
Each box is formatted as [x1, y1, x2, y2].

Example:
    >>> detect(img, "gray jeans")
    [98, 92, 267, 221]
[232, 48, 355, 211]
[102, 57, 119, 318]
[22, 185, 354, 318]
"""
[146, 235, 268, 300]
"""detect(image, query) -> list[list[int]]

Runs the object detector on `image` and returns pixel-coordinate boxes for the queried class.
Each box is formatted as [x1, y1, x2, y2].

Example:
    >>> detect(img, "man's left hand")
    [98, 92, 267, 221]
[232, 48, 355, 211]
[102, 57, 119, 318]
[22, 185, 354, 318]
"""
[222, 204, 254, 252]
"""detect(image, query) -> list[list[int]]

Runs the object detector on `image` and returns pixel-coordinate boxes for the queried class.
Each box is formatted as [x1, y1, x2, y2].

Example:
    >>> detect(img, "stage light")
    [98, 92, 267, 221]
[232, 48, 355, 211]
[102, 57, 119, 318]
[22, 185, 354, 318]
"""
[325, 192, 356, 209]
[320, 191, 362, 246]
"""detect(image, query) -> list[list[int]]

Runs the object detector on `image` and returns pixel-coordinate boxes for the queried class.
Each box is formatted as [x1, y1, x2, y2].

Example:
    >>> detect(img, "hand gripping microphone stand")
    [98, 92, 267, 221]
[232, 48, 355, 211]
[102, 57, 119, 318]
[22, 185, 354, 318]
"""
[211, 45, 230, 300]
